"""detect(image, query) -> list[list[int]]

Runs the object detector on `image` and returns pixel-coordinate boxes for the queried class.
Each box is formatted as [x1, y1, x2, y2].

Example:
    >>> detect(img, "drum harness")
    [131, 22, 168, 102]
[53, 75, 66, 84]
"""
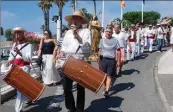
[10, 42, 29, 67]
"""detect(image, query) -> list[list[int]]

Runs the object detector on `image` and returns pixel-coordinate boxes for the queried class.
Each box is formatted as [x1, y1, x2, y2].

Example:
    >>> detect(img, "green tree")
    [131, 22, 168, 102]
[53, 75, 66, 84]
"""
[5, 29, 12, 41]
[38, 0, 52, 30]
[170, 18, 173, 25]
[123, 11, 160, 25]
[112, 18, 132, 28]
[80, 8, 93, 22]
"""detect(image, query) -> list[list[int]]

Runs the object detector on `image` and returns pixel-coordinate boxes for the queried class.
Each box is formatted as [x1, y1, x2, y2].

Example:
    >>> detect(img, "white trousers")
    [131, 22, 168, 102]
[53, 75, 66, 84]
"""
[42, 54, 61, 85]
[144, 37, 148, 47]
[15, 66, 30, 112]
[136, 42, 141, 57]
[127, 42, 136, 60]
[148, 38, 153, 52]
[140, 39, 145, 54]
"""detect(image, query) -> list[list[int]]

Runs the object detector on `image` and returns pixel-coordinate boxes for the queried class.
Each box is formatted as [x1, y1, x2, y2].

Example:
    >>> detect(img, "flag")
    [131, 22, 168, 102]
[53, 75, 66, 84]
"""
[121, 0, 125, 8]
[143, 0, 145, 4]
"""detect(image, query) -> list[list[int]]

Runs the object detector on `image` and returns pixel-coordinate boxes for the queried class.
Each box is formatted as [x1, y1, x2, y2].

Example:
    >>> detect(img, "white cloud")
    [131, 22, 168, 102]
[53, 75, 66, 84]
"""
[1, 10, 17, 18]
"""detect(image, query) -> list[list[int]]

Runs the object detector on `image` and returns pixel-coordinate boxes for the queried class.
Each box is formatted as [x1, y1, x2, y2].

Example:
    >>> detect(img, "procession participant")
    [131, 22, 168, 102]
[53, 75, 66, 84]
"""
[156, 23, 165, 52]
[139, 23, 146, 54]
[112, 24, 126, 77]
[135, 23, 142, 57]
[60, 11, 91, 112]
[98, 26, 120, 98]
[8, 27, 33, 112]
[144, 25, 149, 47]
[163, 24, 169, 46]
[146, 25, 154, 53]
[169, 24, 173, 51]
[38, 29, 61, 86]
[126, 25, 137, 61]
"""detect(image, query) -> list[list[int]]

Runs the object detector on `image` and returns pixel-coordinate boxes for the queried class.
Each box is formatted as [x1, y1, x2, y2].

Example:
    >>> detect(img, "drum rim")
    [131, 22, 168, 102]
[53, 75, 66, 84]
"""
[95, 74, 107, 93]
[61, 55, 71, 70]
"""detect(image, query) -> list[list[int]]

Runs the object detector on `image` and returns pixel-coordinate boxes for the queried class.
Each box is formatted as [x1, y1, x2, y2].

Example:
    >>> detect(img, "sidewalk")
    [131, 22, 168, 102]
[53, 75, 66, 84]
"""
[157, 49, 173, 112]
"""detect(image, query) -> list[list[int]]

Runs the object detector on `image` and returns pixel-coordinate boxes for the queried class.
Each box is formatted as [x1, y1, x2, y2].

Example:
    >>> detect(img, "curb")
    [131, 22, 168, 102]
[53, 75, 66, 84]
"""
[1, 85, 16, 104]
[153, 49, 173, 112]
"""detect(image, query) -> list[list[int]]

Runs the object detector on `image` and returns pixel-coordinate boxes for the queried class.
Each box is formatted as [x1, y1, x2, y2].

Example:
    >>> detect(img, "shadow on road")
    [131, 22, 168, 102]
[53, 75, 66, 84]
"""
[85, 96, 124, 112]
[121, 69, 140, 75]
[135, 53, 148, 60]
[110, 82, 135, 96]
[25, 95, 63, 112]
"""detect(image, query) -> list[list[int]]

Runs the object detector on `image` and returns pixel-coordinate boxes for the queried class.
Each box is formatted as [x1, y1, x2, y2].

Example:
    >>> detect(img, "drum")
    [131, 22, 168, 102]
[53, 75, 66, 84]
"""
[62, 55, 106, 93]
[3, 66, 45, 101]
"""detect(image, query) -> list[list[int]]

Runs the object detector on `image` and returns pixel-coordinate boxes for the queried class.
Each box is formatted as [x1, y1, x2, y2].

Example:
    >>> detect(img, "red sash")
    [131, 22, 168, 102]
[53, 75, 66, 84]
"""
[147, 36, 154, 39]
[129, 38, 135, 42]
[11, 58, 30, 66]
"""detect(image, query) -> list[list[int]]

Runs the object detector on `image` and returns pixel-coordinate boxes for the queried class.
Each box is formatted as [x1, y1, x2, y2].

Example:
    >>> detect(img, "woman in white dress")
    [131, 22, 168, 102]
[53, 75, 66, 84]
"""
[38, 30, 61, 86]
[170, 24, 173, 51]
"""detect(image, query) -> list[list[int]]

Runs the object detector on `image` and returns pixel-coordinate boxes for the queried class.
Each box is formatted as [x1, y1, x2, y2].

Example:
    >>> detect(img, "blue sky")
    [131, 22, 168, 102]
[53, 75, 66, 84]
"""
[1, 1, 173, 41]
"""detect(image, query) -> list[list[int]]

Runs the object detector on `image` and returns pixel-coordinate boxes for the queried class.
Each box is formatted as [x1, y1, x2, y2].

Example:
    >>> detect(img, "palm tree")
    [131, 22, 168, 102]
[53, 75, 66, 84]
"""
[93, 0, 96, 15]
[40, 24, 45, 33]
[38, 0, 52, 30]
[51, 0, 68, 37]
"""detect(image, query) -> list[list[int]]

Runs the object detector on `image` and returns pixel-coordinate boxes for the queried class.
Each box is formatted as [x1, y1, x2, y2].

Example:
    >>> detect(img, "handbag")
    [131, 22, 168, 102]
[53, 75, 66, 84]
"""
[36, 39, 44, 71]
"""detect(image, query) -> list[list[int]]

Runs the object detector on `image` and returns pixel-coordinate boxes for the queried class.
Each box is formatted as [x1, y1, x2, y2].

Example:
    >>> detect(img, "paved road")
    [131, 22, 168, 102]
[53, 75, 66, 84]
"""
[0, 47, 168, 112]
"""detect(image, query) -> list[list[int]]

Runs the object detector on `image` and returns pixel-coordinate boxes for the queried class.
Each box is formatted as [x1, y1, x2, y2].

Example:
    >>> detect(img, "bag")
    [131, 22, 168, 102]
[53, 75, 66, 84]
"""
[36, 56, 43, 66]
[36, 39, 44, 71]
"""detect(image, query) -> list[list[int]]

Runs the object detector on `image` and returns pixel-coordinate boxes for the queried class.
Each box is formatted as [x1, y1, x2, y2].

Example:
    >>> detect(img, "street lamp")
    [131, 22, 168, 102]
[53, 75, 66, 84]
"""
[52, 15, 61, 42]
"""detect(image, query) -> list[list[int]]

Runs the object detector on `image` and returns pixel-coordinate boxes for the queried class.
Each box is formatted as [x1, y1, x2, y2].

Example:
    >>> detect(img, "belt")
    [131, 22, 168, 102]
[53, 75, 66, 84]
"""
[103, 57, 115, 60]
[11, 58, 30, 66]
[147, 36, 154, 39]
[129, 38, 135, 42]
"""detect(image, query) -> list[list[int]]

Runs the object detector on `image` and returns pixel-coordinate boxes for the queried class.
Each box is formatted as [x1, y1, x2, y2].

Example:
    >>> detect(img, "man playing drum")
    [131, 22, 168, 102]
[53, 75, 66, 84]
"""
[8, 27, 33, 112]
[59, 11, 91, 112]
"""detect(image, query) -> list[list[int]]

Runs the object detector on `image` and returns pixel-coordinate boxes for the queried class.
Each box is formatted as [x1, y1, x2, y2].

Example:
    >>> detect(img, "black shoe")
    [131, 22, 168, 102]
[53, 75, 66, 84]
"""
[68, 109, 77, 112]
[104, 91, 110, 99]
[118, 71, 122, 77]
[24, 101, 35, 108]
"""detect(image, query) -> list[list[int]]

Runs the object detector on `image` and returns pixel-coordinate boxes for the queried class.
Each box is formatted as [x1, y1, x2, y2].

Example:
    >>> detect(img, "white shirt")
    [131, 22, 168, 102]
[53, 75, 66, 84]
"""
[146, 29, 154, 37]
[112, 32, 126, 48]
[61, 28, 91, 58]
[157, 27, 164, 39]
[8, 42, 32, 62]
[136, 29, 141, 43]
[171, 27, 173, 38]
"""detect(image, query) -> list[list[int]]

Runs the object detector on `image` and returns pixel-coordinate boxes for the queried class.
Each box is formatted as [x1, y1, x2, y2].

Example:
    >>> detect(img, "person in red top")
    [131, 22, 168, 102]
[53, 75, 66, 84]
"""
[8, 27, 33, 112]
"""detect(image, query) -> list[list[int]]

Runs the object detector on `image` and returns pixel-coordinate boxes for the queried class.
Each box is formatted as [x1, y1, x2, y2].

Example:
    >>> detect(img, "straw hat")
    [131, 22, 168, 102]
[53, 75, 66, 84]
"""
[13, 27, 25, 33]
[65, 11, 88, 24]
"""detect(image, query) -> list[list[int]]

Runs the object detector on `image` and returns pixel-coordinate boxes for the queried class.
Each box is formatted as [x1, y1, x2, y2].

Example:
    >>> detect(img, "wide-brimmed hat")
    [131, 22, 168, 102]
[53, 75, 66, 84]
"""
[13, 27, 25, 33]
[65, 11, 88, 24]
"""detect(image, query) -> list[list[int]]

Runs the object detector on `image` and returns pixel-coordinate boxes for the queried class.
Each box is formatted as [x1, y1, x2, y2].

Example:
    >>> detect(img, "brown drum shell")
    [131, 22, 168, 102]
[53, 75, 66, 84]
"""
[62, 56, 106, 93]
[3, 66, 45, 101]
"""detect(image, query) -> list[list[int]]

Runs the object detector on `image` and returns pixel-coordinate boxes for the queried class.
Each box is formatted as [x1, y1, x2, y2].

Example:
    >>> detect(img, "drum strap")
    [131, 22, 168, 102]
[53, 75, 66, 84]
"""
[11, 43, 29, 66]
[75, 45, 81, 54]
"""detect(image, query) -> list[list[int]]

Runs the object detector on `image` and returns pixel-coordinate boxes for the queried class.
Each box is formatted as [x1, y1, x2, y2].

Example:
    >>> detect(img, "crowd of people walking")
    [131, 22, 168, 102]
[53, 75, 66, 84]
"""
[6, 10, 173, 112]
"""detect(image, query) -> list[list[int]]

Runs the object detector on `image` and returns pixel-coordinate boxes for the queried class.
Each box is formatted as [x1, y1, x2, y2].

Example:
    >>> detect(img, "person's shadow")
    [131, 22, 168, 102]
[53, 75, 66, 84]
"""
[121, 69, 140, 75]
[110, 82, 135, 96]
[85, 96, 124, 112]
[24, 95, 64, 112]
[135, 53, 148, 60]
